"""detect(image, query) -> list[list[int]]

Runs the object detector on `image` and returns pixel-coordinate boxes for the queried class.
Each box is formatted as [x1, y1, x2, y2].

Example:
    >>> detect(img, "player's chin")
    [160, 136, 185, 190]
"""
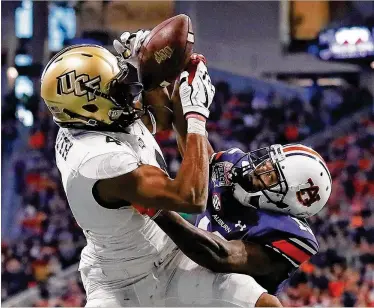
[133, 100, 144, 110]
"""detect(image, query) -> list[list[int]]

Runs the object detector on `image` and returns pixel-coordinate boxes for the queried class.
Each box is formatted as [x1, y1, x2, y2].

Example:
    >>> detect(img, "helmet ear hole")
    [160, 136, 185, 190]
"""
[82, 104, 99, 113]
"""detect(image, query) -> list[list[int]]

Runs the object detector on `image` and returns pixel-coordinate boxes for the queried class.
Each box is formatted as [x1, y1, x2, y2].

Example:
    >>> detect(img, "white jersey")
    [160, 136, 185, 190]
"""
[55, 120, 176, 281]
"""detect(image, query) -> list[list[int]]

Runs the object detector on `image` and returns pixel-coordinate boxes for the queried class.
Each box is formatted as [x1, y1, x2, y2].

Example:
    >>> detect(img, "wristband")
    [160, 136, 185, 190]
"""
[185, 113, 206, 122]
[187, 117, 207, 136]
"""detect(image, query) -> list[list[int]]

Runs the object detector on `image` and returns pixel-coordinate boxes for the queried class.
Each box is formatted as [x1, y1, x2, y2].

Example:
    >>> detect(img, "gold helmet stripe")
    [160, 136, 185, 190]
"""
[41, 44, 107, 81]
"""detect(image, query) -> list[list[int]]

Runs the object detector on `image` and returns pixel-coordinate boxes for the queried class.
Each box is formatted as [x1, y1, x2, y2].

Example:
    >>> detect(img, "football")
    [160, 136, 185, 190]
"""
[138, 14, 194, 91]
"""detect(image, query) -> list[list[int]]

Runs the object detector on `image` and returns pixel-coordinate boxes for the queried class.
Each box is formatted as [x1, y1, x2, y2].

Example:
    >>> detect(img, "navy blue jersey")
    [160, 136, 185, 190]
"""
[195, 148, 319, 294]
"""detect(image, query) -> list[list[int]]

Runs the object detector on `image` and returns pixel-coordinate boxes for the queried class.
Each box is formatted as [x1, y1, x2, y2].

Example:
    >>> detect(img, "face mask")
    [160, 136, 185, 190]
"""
[232, 168, 257, 193]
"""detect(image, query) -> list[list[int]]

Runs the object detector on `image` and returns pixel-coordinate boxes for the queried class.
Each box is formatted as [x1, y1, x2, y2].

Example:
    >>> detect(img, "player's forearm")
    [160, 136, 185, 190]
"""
[154, 211, 229, 270]
[154, 211, 274, 276]
[167, 56, 214, 211]
[172, 133, 209, 211]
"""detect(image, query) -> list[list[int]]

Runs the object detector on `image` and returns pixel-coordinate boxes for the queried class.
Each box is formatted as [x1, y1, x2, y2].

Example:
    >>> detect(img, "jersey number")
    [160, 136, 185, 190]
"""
[291, 217, 313, 235]
[56, 134, 73, 161]
[197, 216, 226, 240]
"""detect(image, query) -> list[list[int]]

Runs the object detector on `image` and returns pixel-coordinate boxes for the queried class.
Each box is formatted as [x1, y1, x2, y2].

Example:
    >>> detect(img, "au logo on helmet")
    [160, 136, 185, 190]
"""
[296, 178, 321, 207]
[57, 70, 101, 102]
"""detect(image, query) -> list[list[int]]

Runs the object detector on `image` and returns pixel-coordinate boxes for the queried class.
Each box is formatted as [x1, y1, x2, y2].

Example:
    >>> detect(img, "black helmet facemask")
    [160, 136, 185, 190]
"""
[81, 62, 147, 131]
[230, 145, 289, 209]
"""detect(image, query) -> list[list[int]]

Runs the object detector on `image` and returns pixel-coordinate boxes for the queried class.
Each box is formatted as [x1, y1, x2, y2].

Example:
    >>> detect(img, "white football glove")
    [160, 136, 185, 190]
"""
[179, 62, 215, 119]
[113, 29, 151, 69]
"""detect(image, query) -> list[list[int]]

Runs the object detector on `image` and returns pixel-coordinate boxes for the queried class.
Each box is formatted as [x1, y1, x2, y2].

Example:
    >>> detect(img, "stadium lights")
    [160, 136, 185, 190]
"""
[7, 67, 19, 80]
[289, 78, 314, 87]
[317, 78, 346, 86]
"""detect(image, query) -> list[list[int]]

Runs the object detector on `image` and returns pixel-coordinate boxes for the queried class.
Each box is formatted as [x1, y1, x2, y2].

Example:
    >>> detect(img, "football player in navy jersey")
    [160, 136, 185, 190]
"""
[154, 144, 331, 295]
[150, 56, 333, 298]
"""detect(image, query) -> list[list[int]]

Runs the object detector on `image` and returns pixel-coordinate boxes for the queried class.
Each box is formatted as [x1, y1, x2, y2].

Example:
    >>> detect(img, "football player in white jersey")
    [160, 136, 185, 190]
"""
[40, 37, 280, 307]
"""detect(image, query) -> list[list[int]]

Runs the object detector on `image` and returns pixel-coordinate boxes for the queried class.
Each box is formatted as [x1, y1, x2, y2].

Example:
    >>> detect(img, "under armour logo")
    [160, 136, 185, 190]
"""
[57, 70, 101, 102]
[235, 220, 246, 231]
[296, 178, 321, 207]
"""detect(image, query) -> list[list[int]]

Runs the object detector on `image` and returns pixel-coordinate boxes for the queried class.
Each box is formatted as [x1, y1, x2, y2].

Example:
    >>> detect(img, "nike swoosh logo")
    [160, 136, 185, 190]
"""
[199, 76, 209, 107]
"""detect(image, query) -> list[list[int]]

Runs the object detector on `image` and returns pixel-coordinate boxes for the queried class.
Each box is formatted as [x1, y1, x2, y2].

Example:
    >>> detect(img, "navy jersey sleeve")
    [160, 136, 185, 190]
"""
[243, 212, 319, 269]
[265, 235, 317, 268]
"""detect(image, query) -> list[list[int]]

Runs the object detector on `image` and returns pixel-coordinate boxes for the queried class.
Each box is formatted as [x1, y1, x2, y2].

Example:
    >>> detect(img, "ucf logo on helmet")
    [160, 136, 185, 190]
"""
[57, 71, 101, 102]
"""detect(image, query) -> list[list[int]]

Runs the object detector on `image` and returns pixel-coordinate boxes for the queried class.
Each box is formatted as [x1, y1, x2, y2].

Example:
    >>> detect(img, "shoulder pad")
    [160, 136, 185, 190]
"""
[210, 148, 246, 164]
[252, 211, 319, 268]
[62, 130, 141, 180]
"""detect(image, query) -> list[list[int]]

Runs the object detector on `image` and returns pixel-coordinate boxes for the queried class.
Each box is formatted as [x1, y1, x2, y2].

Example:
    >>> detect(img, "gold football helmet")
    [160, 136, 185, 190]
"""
[41, 44, 144, 130]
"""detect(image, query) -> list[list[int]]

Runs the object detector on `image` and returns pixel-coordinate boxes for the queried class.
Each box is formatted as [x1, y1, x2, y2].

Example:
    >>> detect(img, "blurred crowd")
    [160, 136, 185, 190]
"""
[2, 105, 86, 306]
[1, 80, 373, 307]
[280, 115, 374, 307]
[158, 82, 373, 177]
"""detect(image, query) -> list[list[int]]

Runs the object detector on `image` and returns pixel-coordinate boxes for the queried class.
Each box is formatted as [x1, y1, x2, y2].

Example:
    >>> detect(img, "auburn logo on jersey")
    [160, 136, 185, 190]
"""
[296, 178, 321, 207]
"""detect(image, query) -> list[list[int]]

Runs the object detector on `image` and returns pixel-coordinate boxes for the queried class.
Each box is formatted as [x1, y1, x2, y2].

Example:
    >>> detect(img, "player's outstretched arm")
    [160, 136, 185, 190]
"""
[171, 54, 215, 158]
[154, 211, 290, 277]
[95, 61, 215, 214]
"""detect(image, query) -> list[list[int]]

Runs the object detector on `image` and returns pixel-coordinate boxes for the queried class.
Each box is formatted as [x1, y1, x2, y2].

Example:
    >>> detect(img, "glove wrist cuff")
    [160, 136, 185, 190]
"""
[187, 117, 207, 136]
[185, 113, 206, 122]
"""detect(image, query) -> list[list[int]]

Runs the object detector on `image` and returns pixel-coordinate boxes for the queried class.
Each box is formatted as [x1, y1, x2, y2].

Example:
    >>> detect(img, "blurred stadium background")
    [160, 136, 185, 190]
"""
[1, 1, 374, 307]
